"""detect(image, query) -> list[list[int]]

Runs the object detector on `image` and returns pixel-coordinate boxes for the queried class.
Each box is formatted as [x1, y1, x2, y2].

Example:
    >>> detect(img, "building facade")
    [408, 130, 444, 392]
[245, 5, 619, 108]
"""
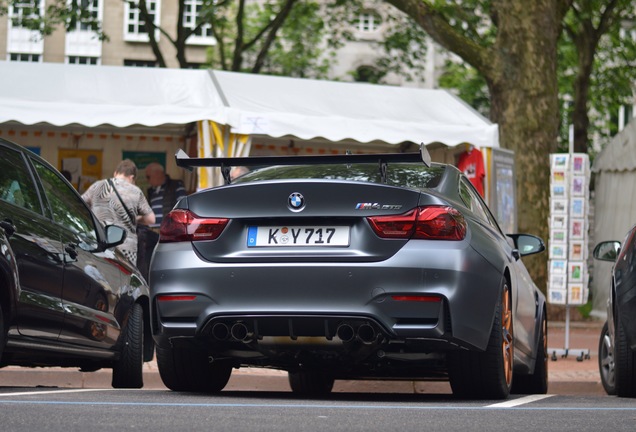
[0, 0, 447, 88]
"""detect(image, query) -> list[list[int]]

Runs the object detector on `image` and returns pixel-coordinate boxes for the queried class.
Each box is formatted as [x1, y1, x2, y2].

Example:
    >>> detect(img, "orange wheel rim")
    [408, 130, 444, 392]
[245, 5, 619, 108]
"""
[501, 287, 513, 386]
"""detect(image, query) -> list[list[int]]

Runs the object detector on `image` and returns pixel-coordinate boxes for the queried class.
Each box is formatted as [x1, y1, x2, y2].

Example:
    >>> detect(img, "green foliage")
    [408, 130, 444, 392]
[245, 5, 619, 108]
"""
[374, 10, 429, 84]
[438, 60, 490, 117]
[204, 0, 359, 75]
[395, 0, 636, 155]
[430, 0, 496, 47]
[556, 0, 636, 155]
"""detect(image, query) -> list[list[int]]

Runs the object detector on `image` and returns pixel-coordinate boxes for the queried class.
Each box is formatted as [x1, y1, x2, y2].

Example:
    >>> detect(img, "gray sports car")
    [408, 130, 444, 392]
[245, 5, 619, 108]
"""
[149, 149, 548, 399]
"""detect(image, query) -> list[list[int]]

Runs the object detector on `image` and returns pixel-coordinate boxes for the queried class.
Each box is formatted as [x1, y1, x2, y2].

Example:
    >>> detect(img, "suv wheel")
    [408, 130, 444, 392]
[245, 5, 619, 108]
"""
[112, 303, 144, 388]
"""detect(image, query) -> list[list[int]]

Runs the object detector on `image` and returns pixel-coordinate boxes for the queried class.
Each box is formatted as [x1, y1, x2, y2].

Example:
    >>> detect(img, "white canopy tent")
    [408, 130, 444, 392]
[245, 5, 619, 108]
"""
[0, 61, 498, 146]
[590, 120, 636, 318]
[0, 62, 499, 188]
[0, 61, 228, 130]
[210, 69, 499, 148]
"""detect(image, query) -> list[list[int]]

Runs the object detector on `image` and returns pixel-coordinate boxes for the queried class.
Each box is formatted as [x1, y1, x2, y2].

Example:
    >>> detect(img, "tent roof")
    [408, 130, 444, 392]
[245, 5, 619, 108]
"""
[0, 61, 498, 147]
[592, 119, 636, 172]
[0, 61, 227, 129]
[211, 70, 498, 147]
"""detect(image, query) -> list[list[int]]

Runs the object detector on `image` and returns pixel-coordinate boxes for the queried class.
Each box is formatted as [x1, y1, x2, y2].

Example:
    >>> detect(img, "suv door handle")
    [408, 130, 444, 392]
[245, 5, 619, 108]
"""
[0, 219, 16, 237]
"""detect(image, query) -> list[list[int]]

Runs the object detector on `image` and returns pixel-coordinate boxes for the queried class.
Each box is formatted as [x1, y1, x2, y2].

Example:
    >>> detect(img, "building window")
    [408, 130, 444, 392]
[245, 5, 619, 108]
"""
[124, 0, 161, 42]
[65, 0, 103, 59]
[70, 0, 100, 32]
[68, 56, 99, 65]
[10, 0, 42, 28]
[9, 53, 41, 62]
[124, 59, 157, 67]
[7, 1, 44, 59]
[355, 11, 381, 32]
[183, 0, 215, 45]
[354, 65, 384, 84]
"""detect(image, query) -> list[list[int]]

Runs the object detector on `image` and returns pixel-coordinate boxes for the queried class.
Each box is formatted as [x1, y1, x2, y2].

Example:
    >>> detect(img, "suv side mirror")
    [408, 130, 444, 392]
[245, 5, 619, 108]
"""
[593, 241, 621, 262]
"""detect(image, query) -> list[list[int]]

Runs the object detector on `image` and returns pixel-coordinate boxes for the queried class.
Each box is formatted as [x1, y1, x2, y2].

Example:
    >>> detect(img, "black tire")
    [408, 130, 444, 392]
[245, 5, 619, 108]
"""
[448, 280, 513, 399]
[598, 321, 617, 395]
[112, 303, 144, 388]
[511, 312, 548, 394]
[288, 370, 335, 395]
[615, 315, 636, 397]
[156, 345, 232, 392]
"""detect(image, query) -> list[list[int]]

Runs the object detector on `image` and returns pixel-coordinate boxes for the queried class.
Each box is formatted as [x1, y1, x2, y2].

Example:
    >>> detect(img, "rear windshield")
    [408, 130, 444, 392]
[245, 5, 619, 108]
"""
[232, 163, 445, 189]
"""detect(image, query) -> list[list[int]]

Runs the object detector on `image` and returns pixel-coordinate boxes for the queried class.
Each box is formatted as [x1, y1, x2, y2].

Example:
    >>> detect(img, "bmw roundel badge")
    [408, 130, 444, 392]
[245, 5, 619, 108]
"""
[288, 192, 305, 212]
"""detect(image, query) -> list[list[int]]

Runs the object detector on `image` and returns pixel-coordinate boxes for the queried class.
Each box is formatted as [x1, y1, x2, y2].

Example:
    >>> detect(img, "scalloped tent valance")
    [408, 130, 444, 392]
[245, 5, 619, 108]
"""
[0, 61, 498, 148]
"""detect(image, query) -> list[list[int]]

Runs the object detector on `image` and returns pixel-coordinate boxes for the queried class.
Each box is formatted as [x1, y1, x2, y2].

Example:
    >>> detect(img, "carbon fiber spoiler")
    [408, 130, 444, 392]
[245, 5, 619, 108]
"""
[176, 145, 432, 168]
[175, 144, 432, 184]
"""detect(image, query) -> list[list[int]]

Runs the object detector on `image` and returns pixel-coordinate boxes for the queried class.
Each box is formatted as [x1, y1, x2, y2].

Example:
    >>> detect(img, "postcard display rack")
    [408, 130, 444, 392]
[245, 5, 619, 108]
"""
[547, 153, 591, 361]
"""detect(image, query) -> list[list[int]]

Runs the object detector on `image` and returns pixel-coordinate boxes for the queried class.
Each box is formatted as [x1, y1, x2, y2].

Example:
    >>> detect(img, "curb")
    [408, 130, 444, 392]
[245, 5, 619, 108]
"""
[0, 321, 605, 395]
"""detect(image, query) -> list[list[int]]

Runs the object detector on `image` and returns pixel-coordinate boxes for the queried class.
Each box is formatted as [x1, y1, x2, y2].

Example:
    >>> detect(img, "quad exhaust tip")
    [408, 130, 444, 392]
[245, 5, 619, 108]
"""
[209, 320, 378, 344]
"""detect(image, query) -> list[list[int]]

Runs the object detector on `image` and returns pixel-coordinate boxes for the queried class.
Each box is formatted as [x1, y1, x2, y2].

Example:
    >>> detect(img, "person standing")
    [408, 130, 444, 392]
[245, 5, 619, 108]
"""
[82, 159, 155, 266]
[144, 162, 186, 228]
[138, 162, 186, 280]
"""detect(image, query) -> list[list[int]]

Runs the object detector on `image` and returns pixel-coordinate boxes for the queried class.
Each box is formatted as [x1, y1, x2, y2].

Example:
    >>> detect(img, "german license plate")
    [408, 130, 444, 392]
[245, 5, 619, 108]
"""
[247, 226, 349, 247]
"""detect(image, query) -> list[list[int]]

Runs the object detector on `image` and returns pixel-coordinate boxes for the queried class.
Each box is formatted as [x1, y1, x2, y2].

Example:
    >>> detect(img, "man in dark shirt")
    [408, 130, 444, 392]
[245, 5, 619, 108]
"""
[137, 162, 186, 281]
[145, 162, 187, 228]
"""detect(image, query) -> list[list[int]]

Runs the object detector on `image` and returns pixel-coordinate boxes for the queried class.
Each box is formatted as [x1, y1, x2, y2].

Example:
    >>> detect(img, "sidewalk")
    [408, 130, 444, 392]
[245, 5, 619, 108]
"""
[0, 320, 605, 395]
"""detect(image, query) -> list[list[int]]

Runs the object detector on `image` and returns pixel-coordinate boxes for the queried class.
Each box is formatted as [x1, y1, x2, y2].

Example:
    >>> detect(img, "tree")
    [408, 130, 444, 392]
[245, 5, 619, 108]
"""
[206, 0, 353, 77]
[432, 1, 636, 156]
[384, 0, 572, 291]
[560, 0, 636, 154]
[0, 0, 355, 75]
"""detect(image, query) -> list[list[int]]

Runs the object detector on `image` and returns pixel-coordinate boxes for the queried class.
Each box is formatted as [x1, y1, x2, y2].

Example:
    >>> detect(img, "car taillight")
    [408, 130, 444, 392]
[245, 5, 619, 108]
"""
[159, 209, 229, 243]
[367, 206, 466, 240]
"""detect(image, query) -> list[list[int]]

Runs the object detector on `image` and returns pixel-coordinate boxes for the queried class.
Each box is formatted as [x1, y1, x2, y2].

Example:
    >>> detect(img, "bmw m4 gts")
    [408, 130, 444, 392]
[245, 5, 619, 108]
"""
[149, 149, 548, 399]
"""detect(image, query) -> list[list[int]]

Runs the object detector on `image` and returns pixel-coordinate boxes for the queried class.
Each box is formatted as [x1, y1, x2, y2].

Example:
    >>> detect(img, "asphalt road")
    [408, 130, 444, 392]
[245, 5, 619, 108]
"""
[0, 388, 634, 432]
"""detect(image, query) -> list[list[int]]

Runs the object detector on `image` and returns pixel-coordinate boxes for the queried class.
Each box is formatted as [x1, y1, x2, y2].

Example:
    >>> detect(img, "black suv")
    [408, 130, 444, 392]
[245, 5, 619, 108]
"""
[0, 137, 153, 388]
[594, 226, 636, 398]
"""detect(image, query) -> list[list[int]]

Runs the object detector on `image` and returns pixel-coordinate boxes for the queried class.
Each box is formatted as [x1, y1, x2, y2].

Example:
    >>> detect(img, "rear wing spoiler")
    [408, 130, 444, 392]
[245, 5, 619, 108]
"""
[175, 145, 433, 184]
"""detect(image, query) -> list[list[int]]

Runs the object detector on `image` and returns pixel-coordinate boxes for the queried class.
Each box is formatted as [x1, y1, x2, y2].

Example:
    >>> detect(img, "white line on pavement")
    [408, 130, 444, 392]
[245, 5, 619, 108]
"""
[486, 394, 554, 408]
[0, 388, 118, 397]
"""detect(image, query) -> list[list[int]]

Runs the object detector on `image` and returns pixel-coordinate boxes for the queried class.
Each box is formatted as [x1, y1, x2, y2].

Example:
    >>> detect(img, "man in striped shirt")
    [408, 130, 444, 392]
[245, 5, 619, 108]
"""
[145, 162, 187, 229]
[137, 162, 186, 281]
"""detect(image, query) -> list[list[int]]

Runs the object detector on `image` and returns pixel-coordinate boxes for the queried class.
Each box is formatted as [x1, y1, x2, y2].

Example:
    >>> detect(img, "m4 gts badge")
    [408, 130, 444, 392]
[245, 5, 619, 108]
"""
[355, 203, 403, 210]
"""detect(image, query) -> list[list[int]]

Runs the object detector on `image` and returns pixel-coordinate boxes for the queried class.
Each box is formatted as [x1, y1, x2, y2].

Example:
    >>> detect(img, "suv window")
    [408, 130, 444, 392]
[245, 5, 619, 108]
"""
[32, 158, 98, 250]
[0, 145, 41, 213]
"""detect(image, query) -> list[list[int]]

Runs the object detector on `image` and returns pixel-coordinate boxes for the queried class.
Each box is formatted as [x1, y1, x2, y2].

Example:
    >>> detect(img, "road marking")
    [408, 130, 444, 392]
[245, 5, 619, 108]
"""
[0, 388, 117, 397]
[486, 394, 553, 408]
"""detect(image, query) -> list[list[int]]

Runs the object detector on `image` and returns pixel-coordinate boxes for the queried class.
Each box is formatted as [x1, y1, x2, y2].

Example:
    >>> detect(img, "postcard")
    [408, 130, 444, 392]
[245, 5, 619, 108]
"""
[549, 289, 567, 305]
[569, 240, 585, 261]
[568, 262, 584, 282]
[550, 215, 568, 229]
[550, 244, 567, 260]
[551, 154, 569, 170]
[550, 228, 567, 243]
[550, 260, 567, 274]
[570, 198, 585, 218]
[551, 199, 568, 215]
[570, 219, 585, 239]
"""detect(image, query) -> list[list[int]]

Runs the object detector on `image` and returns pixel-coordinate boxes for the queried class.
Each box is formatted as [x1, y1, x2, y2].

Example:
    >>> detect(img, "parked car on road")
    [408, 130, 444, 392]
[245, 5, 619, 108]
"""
[594, 226, 636, 397]
[0, 137, 154, 388]
[150, 148, 548, 399]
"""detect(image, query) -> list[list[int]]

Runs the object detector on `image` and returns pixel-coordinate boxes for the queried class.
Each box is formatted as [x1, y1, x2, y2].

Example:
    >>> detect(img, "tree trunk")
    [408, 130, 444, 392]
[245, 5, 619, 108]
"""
[488, 0, 561, 292]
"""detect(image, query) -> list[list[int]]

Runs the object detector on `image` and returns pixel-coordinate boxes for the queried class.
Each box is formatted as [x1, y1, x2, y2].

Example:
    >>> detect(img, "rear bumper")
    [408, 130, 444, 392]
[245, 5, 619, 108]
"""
[149, 240, 503, 354]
